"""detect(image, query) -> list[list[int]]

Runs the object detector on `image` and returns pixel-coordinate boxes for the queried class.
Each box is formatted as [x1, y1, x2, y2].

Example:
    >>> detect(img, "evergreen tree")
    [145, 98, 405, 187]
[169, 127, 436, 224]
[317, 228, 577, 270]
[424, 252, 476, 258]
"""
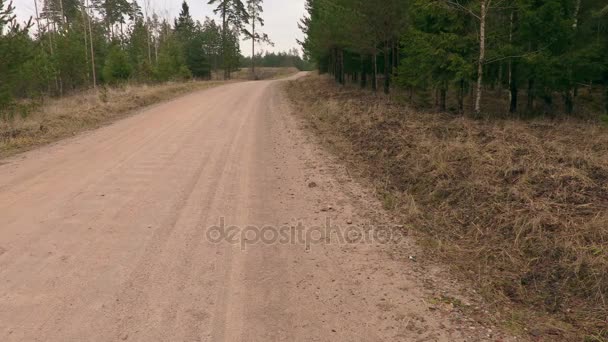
[200, 18, 222, 76]
[102, 44, 131, 83]
[0, 0, 34, 112]
[207, 0, 249, 79]
[300, 0, 607, 118]
[243, 0, 272, 78]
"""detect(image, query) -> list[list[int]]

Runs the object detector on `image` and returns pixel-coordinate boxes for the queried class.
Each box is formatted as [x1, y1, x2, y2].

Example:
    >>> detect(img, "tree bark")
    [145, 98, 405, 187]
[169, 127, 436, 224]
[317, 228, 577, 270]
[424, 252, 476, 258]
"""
[360, 55, 367, 88]
[508, 10, 516, 114]
[564, 0, 582, 113]
[604, 81, 608, 115]
[222, 2, 229, 80]
[604, 73, 608, 114]
[497, 63, 503, 96]
[573, 0, 582, 29]
[383, 42, 391, 94]
[81, 2, 90, 83]
[86, 0, 96, 88]
[458, 79, 465, 114]
[542, 94, 553, 116]
[474, 0, 487, 117]
[527, 79, 535, 113]
[251, 16, 256, 78]
[440, 85, 447, 111]
[564, 90, 574, 115]
[339, 49, 345, 85]
[509, 62, 518, 114]
[59, 0, 65, 27]
[372, 52, 378, 92]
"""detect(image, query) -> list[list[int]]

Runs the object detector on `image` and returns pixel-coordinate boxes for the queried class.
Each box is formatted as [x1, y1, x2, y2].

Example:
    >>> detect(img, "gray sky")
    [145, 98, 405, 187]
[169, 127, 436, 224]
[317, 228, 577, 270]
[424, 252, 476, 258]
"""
[12, 0, 306, 56]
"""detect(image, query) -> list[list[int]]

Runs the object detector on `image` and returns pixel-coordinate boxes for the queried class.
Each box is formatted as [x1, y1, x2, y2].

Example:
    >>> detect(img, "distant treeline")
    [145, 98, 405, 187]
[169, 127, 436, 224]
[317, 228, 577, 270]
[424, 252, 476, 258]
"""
[0, 0, 272, 117]
[299, 0, 608, 118]
[240, 49, 314, 71]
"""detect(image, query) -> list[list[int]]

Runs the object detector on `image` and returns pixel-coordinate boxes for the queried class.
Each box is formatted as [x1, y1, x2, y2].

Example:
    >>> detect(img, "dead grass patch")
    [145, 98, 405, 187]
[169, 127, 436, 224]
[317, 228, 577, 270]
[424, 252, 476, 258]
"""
[286, 74, 608, 341]
[0, 80, 227, 158]
[231, 67, 300, 80]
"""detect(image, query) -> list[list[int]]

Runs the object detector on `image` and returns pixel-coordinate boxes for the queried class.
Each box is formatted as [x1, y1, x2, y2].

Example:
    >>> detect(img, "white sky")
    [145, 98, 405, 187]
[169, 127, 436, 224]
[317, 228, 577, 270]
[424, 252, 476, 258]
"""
[12, 0, 306, 56]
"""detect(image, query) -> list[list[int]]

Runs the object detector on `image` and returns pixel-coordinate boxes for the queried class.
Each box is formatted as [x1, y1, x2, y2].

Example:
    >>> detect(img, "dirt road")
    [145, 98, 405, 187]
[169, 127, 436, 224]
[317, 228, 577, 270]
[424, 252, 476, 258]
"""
[0, 75, 512, 341]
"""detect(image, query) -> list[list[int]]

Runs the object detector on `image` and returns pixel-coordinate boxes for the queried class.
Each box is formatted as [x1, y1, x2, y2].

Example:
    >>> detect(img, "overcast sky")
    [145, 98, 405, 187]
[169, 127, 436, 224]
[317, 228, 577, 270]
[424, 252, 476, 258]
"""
[12, 0, 306, 56]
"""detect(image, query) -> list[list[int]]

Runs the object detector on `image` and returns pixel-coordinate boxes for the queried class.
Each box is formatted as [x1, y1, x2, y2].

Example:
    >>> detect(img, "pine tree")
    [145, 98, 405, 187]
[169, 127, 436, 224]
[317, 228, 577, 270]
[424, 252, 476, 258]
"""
[0, 0, 34, 112]
[207, 0, 248, 79]
[102, 44, 131, 83]
[243, 0, 272, 78]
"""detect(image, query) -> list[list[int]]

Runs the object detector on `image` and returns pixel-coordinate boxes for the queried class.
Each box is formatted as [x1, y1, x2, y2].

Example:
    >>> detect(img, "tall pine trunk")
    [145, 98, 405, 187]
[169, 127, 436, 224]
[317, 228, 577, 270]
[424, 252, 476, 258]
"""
[81, 2, 89, 84]
[474, 0, 487, 117]
[360, 55, 367, 89]
[458, 79, 465, 114]
[383, 42, 391, 94]
[564, 0, 582, 114]
[440, 85, 447, 111]
[372, 52, 378, 92]
[542, 93, 553, 116]
[564, 90, 574, 115]
[509, 62, 518, 114]
[222, 2, 229, 80]
[527, 79, 535, 113]
[339, 49, 345, 85]
[251, 17, 256, 79]
[604, 73, 608, 114]
[497, 63, 503, 96]
[86, 0, 96, 88]
[605, 85, 608, 115]
[508, 11, 516, 114]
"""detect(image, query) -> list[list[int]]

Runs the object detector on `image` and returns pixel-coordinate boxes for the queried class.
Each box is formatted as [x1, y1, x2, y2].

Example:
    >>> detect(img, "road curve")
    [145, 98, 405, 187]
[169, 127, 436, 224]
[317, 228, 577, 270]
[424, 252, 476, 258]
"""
[0, 75, 511, 341]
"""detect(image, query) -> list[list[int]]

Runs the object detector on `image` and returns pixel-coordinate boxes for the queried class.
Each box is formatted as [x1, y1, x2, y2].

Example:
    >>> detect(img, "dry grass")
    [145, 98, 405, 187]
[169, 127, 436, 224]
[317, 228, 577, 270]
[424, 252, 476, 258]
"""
[0, 80, 227, 158]
[231, 67, 300, 80]
[286, 74, 608, 341]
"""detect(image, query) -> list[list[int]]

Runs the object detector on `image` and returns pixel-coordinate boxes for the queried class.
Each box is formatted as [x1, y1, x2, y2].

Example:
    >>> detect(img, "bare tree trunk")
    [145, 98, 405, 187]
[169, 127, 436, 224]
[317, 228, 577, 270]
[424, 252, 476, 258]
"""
[332, 48, 337, 81]
[154, 38, 158, 63]
[81, 1, 89, 83]
[222, 2, 229, 80]
[393, 41, 399, 69]
[604, 79, 608, 114]
[372, 52, 378, 92]
[564, 0, 583, 114]
[45, 17, 60, 94]
[251, 17, 256, 78]
[458, 79, 465, 114]
[33, 0, 41, 35]
[509, 62, 518, 114]
[383, 42, 391, 94]
[47, 18, 54, 56]
[527, 79, 535, 112]
[564, 90, 574, 114]
[474, 0, 487, 117]
[144, 0, 152, 64]
[59, 0, 65, 27]
[86, 0, 96, 88]
[497, 63, 503, 96]
[440, 84, 447, 111]
[339, 49, 345, 85]
[508, 10, 516, 114]
[573, 0, 582, 29]
[360, 55, 366, 89]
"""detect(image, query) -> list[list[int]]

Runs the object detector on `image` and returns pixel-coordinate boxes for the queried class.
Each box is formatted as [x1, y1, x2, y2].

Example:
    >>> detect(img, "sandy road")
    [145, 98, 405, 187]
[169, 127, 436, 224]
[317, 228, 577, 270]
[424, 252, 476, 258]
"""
[0, 74, 513, 341]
